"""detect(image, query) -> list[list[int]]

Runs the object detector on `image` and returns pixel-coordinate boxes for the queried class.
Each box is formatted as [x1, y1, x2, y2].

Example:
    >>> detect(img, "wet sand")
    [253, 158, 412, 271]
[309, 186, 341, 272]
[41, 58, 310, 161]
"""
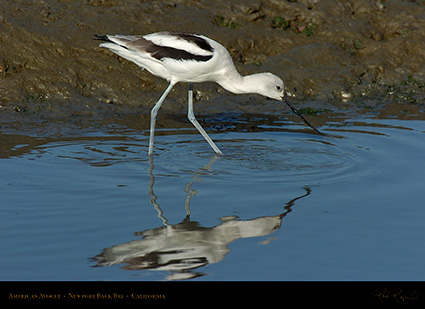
[1, 0, 425, 131]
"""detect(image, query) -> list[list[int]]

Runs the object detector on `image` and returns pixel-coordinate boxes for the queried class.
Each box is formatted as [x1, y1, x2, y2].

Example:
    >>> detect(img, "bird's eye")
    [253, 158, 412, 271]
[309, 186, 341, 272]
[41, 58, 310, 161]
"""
[275, 85, 282, 91]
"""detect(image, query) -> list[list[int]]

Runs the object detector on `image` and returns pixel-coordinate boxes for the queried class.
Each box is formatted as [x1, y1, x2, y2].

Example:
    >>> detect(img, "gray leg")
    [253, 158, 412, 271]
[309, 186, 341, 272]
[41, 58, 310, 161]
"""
[187, 84, 223, 154]
[149, 82, 175, 155]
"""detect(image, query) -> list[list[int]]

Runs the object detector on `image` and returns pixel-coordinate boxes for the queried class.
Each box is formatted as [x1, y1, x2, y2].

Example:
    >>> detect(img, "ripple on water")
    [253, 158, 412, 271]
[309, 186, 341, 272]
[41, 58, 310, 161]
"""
[25, 119, 406, 191]
[154, 130, 383, 187]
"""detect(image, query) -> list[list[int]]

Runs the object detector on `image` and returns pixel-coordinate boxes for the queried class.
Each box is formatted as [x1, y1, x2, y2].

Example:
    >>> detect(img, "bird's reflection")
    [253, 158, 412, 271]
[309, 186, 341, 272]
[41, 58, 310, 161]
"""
[93, 155, 312, 280]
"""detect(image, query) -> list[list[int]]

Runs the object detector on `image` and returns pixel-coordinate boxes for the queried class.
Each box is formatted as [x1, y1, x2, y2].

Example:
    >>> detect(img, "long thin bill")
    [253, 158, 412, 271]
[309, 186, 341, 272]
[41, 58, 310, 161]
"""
[283, 97, 323, 135]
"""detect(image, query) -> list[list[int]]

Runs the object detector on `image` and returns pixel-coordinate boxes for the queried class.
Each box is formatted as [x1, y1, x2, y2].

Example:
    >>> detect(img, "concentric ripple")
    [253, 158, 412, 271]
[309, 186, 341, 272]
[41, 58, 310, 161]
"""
[152, 128, 384, 188]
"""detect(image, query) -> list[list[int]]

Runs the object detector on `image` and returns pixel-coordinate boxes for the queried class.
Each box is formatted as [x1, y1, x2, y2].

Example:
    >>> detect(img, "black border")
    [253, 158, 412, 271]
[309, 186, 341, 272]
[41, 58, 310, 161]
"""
[2, 281, 424, 305]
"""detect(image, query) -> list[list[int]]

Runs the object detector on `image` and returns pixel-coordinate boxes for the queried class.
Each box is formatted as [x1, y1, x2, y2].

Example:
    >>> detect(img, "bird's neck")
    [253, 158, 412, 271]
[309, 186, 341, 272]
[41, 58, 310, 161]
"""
[216, 69, 262, 95]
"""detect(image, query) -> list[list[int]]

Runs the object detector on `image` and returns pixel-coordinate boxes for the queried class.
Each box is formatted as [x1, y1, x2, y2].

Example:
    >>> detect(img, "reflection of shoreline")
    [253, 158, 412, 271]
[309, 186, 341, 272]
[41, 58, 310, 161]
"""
[93, 155, 312, 280]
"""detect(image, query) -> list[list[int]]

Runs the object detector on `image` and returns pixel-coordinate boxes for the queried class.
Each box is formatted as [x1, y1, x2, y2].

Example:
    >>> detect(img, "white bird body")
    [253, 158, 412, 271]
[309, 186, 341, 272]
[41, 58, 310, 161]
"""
[96, 31, 320, 154]
[98, 32, 284, 98]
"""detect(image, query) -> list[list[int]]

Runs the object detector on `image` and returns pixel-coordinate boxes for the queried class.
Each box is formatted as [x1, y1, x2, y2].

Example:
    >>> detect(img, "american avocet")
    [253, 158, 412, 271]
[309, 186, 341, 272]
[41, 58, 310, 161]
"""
[95, 31, 322, 155]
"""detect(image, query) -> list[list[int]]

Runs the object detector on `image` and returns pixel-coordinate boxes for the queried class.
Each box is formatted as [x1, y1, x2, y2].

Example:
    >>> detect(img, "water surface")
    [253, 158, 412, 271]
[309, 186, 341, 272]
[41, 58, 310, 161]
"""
[1, 114, 425, 281]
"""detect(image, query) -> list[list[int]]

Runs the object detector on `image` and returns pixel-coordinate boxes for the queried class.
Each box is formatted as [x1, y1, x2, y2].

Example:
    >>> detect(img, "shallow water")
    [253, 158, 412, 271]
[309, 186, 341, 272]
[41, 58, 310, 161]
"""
[1, 114, 425, 281]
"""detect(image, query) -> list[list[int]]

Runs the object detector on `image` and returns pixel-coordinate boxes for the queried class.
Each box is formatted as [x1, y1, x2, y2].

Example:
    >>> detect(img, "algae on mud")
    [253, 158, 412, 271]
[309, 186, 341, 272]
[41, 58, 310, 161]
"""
[0, 0, 424, 129]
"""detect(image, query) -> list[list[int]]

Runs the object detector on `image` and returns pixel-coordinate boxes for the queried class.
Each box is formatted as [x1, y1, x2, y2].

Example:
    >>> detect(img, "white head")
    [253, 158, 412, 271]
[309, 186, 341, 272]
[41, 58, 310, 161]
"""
[219, 71, 323, 135]
[245, 72, 285, 100]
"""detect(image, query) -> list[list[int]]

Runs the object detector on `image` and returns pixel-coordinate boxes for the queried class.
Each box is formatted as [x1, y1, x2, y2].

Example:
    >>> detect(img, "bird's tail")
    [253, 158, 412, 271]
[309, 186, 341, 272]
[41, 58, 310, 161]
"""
[94, 34, 112, 42]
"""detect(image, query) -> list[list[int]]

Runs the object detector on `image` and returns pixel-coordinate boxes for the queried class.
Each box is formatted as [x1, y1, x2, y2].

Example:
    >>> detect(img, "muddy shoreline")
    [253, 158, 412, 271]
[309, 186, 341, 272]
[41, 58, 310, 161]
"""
[1, 0, 425, 131]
